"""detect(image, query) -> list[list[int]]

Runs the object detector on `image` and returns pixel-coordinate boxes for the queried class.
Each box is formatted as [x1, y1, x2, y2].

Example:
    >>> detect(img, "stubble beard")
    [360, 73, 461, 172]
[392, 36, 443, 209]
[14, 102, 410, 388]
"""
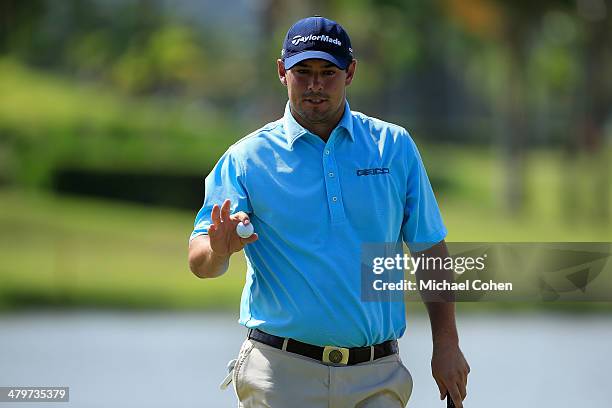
[296, 99, 343, 126]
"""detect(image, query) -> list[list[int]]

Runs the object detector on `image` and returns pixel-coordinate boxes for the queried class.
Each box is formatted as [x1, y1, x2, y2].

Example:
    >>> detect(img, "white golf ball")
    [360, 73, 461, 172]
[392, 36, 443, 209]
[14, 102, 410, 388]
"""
[236, 222, 254, 238]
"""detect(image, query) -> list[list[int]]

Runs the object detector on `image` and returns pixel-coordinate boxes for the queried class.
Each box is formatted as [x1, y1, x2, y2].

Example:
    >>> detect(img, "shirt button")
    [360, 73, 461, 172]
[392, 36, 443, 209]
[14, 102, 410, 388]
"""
[328, 172, 334, 178]
[325, 149, 330, 155]
[332, 196, 338, 202]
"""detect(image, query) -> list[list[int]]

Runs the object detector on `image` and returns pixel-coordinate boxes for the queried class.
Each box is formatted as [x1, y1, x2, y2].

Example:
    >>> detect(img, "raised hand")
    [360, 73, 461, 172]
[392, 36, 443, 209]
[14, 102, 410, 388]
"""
[208, 199, 258, 256]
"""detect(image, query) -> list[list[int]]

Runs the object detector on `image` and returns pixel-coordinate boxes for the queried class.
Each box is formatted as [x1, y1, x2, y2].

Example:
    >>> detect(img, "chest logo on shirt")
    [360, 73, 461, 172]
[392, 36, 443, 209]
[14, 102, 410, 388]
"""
[356, 167, 390, 176]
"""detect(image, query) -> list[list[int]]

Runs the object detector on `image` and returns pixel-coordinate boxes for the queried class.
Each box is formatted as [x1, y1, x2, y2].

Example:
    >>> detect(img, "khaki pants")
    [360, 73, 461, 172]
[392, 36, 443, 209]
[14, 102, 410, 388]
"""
[232, 339, 413, 408]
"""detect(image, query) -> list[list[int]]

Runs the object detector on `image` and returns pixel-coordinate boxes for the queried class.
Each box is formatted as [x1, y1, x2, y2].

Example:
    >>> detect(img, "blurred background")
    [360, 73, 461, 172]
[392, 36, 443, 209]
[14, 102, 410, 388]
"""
[0, 0, 611, 407]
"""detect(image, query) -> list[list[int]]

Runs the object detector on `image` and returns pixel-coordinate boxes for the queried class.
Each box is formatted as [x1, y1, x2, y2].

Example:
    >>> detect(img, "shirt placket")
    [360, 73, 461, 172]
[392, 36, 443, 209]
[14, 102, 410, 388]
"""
[322, 130, 346, 225]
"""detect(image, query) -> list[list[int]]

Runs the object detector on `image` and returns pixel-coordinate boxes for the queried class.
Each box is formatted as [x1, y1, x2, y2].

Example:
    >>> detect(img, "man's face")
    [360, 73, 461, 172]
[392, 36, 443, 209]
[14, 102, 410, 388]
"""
[278, 58, 356, 126]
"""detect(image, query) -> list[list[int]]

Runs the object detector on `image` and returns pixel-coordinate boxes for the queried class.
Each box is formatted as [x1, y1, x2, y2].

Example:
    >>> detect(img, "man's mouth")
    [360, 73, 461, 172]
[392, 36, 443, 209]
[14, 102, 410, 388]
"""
[304, 98, 326, 105]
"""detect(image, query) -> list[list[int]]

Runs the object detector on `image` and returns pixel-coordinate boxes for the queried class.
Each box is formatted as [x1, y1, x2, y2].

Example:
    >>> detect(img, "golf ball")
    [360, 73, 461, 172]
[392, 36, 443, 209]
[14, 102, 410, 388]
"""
[236, 222, 254, 238]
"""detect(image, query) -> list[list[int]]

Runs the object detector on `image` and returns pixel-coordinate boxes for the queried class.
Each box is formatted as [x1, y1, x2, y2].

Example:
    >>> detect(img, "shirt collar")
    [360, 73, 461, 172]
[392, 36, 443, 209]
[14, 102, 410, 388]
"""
[283, 100, 355, 148]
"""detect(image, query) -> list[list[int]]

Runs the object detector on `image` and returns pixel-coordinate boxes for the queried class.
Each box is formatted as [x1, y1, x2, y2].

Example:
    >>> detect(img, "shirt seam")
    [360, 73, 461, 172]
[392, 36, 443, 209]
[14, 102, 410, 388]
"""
[236, 148, 248, 195]
[406, 226, 448, 249]
[229, 120, 284, 150]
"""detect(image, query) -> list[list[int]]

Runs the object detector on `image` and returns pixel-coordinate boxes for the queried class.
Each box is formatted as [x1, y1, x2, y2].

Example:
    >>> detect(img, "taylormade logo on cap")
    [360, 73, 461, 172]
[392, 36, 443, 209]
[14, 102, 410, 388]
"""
[282, 16, 353, 70]
[291, 34, 342, 46]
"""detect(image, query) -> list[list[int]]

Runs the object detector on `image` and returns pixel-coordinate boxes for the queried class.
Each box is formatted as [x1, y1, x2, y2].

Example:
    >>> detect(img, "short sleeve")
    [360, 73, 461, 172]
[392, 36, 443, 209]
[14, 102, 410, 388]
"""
[190, 148, 251, 241]
[401, 134, 447, 252]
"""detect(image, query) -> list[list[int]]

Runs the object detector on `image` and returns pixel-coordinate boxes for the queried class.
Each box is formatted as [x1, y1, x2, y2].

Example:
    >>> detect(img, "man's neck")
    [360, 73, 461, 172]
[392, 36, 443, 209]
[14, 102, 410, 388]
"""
[291, 105, 345, 142]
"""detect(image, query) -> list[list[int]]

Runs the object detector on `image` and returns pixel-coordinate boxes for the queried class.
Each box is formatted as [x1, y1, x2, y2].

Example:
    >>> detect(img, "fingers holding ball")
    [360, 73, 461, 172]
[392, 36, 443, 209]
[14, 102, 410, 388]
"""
[236, 222, 255, 238]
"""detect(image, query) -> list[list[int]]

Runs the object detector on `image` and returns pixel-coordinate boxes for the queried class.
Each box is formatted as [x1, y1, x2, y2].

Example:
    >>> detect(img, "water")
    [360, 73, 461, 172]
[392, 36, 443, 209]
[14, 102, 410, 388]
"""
[1, 312, 610, 407]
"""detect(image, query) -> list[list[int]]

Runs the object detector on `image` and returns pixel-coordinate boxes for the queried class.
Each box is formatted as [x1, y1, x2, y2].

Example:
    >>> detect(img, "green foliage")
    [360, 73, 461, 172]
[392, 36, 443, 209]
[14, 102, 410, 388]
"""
[66, 30, 115, 76]
[0, 58, 245, 187]
[112, 24, 208, 94]
[529, 11, 580, 93]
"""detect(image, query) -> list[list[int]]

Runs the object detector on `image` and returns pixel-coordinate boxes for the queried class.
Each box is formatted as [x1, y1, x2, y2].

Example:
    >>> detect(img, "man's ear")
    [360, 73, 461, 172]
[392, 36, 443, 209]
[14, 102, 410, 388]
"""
[345, 59, 357, 86]
[277, 59, 288, 86]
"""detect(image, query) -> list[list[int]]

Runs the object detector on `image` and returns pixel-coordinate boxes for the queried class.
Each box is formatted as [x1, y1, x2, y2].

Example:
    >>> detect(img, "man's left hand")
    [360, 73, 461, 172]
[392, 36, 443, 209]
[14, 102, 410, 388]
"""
[431, 341, 470, 407]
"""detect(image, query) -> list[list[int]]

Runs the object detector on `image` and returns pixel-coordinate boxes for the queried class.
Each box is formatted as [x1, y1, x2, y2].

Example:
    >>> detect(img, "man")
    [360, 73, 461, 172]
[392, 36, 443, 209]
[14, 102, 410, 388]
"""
[189, 16, 469, 408]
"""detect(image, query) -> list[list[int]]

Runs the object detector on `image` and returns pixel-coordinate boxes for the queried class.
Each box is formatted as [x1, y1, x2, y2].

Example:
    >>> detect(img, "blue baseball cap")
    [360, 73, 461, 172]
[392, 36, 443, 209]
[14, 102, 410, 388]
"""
[281, 16, 353, 70]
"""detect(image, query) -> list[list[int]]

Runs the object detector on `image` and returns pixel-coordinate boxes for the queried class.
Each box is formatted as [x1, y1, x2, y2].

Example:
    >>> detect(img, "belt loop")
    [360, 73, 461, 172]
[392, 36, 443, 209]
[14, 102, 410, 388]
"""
[369, 345, 374, 362]
[282, 338, 289, 351]
[247, 328, 253, 338]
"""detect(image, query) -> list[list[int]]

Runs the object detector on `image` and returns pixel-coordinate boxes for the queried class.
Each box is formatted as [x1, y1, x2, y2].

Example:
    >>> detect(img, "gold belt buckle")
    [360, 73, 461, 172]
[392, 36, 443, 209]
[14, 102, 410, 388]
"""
[322, 346, 350, 365]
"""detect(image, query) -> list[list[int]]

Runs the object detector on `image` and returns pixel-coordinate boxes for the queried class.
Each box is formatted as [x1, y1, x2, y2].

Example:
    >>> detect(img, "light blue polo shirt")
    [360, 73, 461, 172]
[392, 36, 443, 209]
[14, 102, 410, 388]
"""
[191, 101, 447, 347]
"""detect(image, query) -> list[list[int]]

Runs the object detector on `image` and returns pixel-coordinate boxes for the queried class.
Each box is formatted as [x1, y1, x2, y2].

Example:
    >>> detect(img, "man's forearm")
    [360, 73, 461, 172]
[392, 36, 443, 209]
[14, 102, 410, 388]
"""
[424, 302, 459, 348]
[415, 240, 459, 347]
[188, 235, 231, 278]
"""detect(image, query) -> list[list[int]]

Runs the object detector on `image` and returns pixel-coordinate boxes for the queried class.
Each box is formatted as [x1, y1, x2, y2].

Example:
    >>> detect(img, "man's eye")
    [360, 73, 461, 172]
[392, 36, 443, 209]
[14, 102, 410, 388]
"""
[296, 69, 309, 74]
[323, 70, 336, 76]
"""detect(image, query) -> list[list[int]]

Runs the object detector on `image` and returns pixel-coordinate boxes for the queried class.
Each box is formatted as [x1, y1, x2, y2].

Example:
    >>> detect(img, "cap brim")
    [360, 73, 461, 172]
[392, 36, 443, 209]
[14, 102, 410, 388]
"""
[284, 51, 348, 70]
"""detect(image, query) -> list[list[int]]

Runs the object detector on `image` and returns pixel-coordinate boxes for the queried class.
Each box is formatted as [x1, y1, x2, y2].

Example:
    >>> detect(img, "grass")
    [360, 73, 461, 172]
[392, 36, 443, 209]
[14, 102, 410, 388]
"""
[0, 189, 245, 311]
[1, 142, 610, 313]
[424, 145, 611, 242]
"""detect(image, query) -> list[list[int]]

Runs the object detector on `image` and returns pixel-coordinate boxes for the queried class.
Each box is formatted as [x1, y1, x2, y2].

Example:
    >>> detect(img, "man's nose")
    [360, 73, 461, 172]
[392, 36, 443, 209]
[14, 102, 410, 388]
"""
[308, 73, 323, 91]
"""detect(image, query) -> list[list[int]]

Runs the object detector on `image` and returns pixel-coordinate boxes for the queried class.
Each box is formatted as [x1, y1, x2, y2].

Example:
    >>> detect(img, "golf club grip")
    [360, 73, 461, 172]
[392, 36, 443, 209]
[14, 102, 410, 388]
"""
[446, 393, 456, 408]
